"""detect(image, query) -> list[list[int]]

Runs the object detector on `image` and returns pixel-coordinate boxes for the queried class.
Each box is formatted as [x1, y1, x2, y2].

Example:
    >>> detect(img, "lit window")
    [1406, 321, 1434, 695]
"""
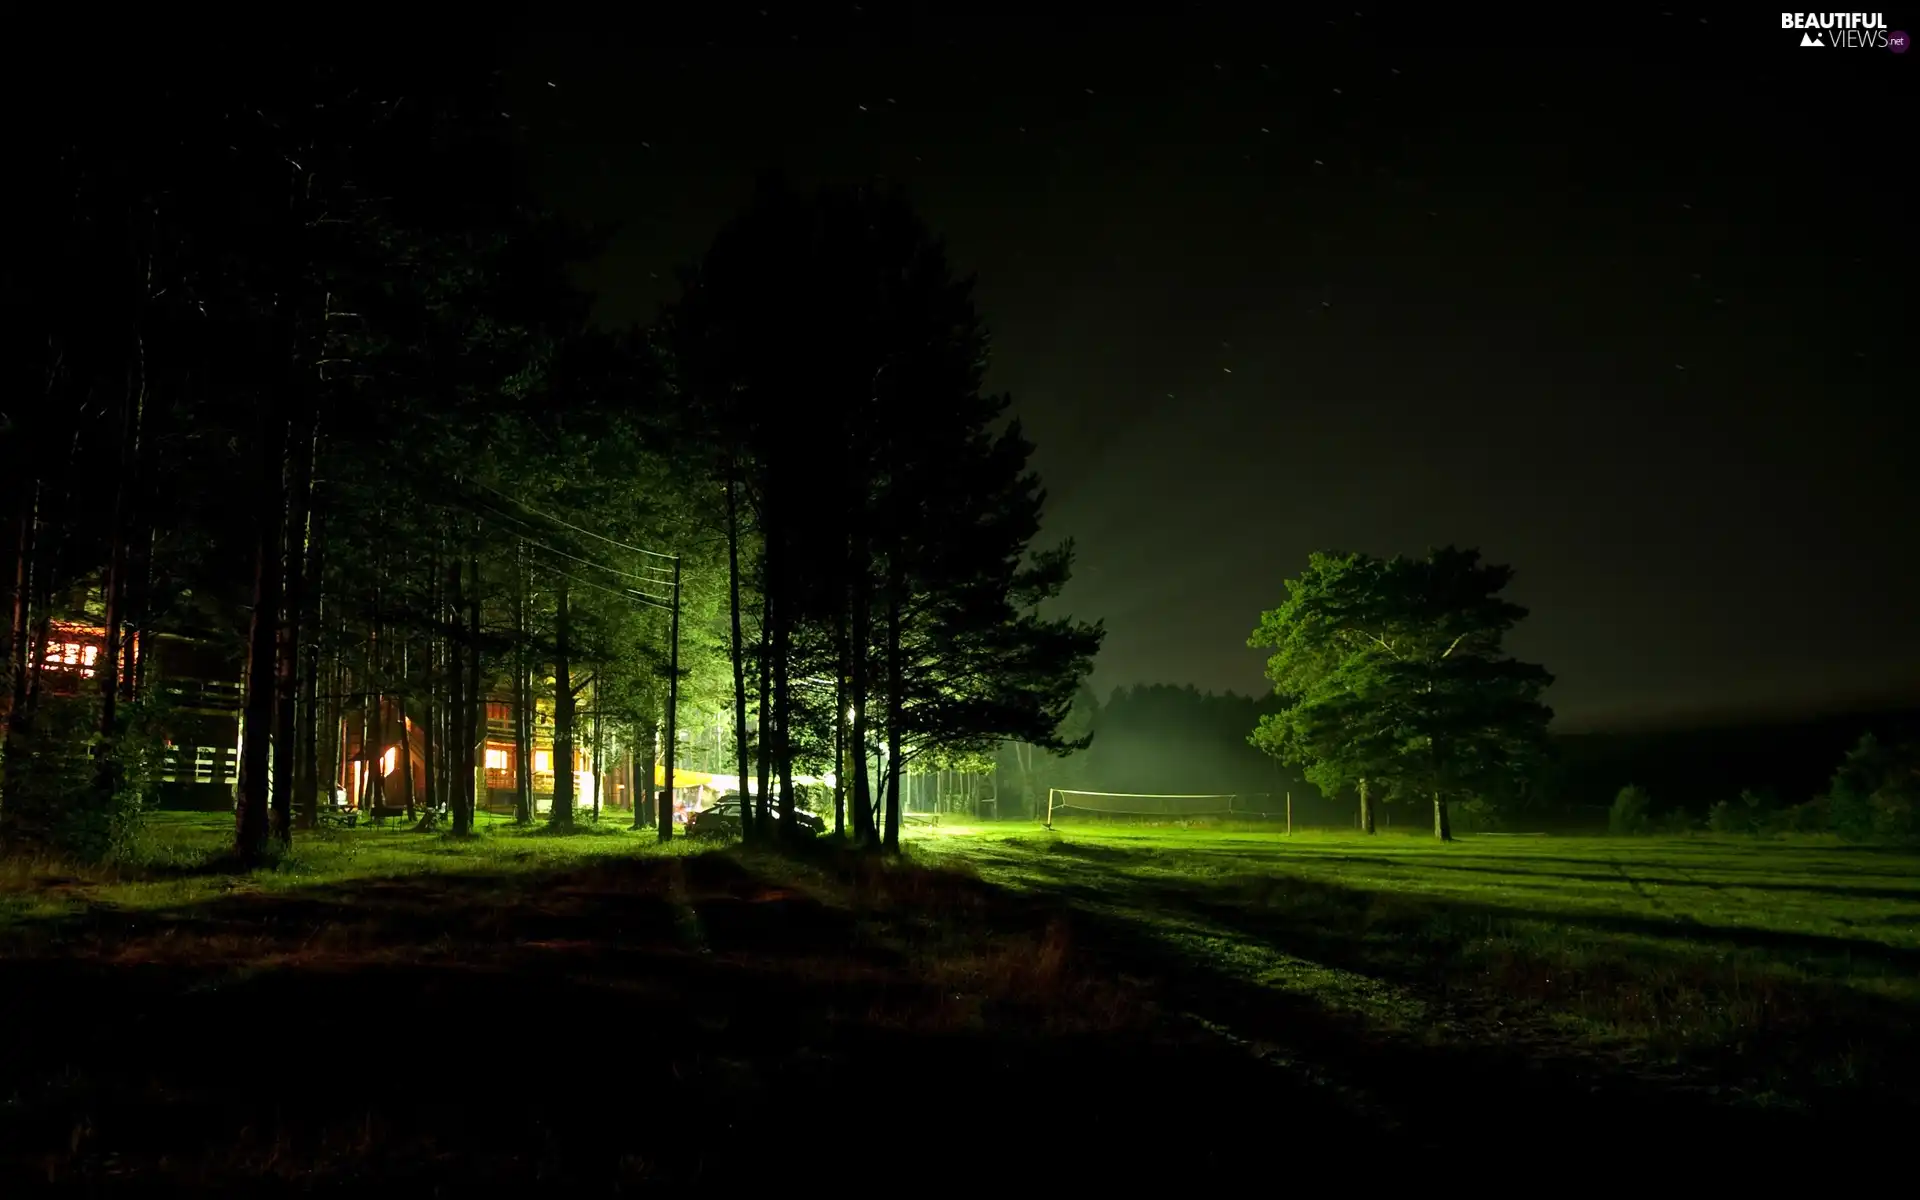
[485, 747, 508, 770]
[382, 746, 398, 776]
[533, 750, 552, 774]
[82, 645, 99, 668]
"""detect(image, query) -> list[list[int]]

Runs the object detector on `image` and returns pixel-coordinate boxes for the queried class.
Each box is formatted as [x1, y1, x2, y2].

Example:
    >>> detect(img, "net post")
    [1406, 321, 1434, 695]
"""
[1287, 790, 1292, 836]
[1044, 788, 1054, 829]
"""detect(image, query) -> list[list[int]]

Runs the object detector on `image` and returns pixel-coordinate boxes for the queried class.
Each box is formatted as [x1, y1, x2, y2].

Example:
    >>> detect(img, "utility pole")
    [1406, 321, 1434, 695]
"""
[657, 555, 682, 843]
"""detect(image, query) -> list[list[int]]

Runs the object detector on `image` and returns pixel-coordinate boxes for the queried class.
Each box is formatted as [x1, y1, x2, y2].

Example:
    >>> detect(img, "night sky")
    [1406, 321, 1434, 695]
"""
[503, 10, 1912, 731]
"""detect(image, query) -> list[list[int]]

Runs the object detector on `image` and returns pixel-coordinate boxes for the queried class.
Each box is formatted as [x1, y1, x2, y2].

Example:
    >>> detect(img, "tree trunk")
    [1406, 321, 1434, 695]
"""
[101, 214, 150, 734]
[551, 576, 575, 829]
[466, 545, 481, 823]
[774, 594, 795, 842]
[2, 480, 40, 820]
[270, 399, 315, 846]
[515, 647, 533, 823]
[295, 508, 326, 830]
[848, 541, 879, 840]
[515, 540, 533, 825]
[349, 635, 369, 812]
[98, 555, 122, 745]
[421, 616, 439, 821]
[24, 561, 52, 714]
[849, 617, 874, 844]
[6, 481, 38, 724]
[1433, 792, 1453, 841]
[832, 624, 846, 838]
[725, 474, 753, 844]
[323, 610, 346, 814]
[297, 610, 322, 829]
[591, 696, 603, 821]
[641, 717, 659, 831]
[881, 557, 903, 852]
[369, 659, 388, 816]
[398, 693, 417, 820]
[753, 585, 772, 835]
[235, 410, 287, 862]
[122, 459, 154, 705]
[448, 552, 471, 836]
[369, 556, 390, 818]
[97, 378, 134, 740]
[23, 416, 79, 717]
[1359, 777, 1375, 835]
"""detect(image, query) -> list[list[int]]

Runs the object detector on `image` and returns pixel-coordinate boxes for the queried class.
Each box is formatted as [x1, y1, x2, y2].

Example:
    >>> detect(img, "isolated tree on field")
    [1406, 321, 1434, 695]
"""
[1249, 547, 1553, 841]
[1247, 553, 1397, 832]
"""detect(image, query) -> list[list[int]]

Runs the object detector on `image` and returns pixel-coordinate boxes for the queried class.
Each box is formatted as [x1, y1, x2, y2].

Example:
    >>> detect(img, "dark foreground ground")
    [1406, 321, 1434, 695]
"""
[1, 819, 1914, 1189]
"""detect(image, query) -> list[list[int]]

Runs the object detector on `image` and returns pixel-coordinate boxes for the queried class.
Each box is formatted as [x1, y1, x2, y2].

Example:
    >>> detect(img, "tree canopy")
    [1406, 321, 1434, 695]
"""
[662, 177, 1102, 848]
[1248, 547, 1554, 840]
[4, 73, 1101, 862]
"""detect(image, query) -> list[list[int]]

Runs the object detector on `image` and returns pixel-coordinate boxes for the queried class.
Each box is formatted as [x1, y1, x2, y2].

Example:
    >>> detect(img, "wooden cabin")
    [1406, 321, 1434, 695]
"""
[335, 691, 641, 819]
[24, 619, 245, 811]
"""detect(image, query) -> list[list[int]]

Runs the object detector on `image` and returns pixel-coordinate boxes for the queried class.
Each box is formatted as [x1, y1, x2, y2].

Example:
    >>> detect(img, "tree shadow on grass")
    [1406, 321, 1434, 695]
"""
[1183, 866, 1920, 972]
[1270, 852, 1920, 904]
[1000, 851, 1920, 1129]
[0, 847, 1372, 1190]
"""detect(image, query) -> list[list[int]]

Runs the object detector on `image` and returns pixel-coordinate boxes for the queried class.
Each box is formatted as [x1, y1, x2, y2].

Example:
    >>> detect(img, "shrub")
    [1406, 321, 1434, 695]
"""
[1707, 789, 1775, 835]
[1608, 785, 1652, 835]
[1453, 798, 1503, 834]
[1765, 799, 1828, 835]
[1824, 733, 1920, 841]
[1658, 807, 1696, 835]
[0, 691, 164, 862]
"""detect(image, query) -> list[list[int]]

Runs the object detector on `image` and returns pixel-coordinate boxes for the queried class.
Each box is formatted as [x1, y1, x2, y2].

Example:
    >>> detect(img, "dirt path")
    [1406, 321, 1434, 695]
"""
[0, 849, 1367, 1189]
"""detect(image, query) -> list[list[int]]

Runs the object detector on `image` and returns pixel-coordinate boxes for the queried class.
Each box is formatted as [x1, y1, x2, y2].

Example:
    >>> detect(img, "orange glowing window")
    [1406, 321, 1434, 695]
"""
[533, 750, 552, 774]
[485, 747, 509, 770]
[43, 641, 105, 676]
[381, 746, 398, 776]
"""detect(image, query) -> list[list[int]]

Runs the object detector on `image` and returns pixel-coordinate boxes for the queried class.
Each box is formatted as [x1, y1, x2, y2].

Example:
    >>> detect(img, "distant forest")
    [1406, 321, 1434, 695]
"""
[1002, 686, 1920, 830]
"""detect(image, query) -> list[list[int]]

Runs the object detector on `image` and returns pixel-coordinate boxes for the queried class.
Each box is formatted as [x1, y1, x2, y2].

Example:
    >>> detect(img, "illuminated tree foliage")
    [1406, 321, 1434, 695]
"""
[1249, 547, 1553, 840]
[3, 52, 710, 859]
[6, 62, 1091, 863]
[665, 178, 1101, 850]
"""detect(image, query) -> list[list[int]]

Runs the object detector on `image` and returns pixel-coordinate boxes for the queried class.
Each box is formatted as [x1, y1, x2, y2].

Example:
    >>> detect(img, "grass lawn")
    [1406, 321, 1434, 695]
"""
[922, 825, 1920, 1110]
[2, 814, 1916, 1187]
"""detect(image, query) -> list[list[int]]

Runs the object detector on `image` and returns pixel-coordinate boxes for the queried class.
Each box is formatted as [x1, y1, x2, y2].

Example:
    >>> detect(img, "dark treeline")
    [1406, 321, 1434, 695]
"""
[1553, 704, 1920, 815]
[998, 685, 1341, 822]
[1, 53, 1100, 860]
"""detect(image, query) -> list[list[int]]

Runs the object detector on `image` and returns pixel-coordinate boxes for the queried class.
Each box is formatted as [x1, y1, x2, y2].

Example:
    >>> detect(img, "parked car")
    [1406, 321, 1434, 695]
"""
[689, 794, 825, 838]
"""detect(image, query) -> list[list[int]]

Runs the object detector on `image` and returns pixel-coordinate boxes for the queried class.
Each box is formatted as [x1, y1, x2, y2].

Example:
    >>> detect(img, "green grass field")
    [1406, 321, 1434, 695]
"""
[1, 814, 1914, 1186]
[922, 824, 1920, 1103]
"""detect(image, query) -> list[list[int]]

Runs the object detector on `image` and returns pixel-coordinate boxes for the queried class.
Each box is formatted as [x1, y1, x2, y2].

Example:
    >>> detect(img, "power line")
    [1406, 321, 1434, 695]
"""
[464, 498, 675, 593]
[514, 524, 668, 588]
[467, 494, 674, 578]
[544, 563, 674, 613]
[473, 479, 678, 561]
